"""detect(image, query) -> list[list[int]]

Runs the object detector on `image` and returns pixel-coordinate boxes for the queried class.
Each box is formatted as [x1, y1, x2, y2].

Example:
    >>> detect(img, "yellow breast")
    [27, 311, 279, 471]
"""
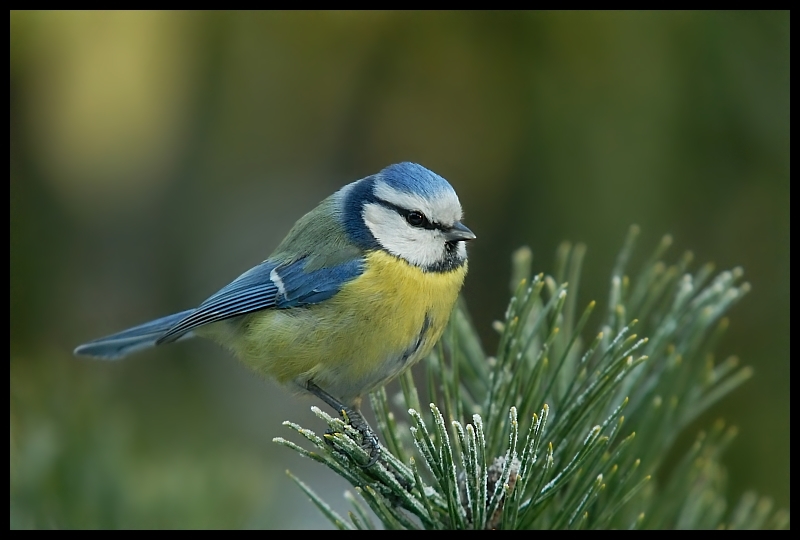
[215, 250, 467, 404]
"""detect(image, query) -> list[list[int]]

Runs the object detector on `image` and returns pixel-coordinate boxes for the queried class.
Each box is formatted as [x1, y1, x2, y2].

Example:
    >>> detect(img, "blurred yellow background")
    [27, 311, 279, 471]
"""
[10, 11, 789, 528]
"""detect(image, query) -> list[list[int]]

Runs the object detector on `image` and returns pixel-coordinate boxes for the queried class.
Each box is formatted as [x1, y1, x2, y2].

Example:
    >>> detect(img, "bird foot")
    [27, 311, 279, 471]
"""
[307, 381, 381, 467]
[340, 407, 381, 468]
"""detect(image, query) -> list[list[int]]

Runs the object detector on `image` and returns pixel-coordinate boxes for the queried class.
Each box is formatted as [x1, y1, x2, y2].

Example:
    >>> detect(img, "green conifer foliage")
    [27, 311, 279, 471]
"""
[275, 226, 788, 530]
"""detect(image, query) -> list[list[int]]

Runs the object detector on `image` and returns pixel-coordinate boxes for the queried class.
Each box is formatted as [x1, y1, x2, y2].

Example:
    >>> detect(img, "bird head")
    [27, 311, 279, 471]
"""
[342, 162, 475, 272]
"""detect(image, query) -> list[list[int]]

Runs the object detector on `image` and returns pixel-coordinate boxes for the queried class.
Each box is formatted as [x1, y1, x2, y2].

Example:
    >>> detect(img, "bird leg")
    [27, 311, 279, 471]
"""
[306, 381, 381, 467]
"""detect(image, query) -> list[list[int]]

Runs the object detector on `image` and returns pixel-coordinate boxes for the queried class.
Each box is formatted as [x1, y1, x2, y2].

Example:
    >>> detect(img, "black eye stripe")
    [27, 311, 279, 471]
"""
[375, 198, 442, 231]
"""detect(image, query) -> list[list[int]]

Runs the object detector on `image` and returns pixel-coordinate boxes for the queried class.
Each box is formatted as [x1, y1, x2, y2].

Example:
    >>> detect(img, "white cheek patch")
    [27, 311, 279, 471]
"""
[363, 203, 446, 268]
[373, 181, 463, 226]
[456, 241, 467, 261]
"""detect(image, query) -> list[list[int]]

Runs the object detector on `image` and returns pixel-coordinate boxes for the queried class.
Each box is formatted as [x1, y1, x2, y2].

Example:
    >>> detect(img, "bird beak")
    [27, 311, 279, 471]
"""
[444, 221, 476, 242]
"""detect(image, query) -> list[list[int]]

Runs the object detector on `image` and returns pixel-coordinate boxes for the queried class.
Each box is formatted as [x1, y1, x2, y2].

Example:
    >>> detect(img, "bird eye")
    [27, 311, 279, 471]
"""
[406, 211, 426, 227]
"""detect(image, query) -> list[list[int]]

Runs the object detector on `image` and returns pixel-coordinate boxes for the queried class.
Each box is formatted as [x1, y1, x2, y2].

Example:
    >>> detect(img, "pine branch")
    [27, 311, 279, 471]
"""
[274, 225, 787, 529]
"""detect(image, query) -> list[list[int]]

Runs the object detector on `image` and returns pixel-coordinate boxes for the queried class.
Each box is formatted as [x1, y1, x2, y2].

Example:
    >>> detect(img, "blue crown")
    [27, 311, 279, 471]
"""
[378, 162, 456, 198]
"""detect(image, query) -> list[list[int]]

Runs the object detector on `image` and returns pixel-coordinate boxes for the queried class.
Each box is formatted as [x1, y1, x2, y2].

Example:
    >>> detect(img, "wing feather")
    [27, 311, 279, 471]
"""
[157, 256, 364, 343]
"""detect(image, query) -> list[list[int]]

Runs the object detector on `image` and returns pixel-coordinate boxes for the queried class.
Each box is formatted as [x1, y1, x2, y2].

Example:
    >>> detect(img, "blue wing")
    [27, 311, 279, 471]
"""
[156, 257, 364, 343]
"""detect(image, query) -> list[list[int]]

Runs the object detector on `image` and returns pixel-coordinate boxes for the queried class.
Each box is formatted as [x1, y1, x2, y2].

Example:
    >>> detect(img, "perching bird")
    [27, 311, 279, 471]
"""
[74, 162, 475, 466]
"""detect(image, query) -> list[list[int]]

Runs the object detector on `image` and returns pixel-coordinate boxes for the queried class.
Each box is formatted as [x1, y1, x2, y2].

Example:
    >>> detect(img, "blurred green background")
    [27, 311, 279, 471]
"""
[10, 11, 789, 529]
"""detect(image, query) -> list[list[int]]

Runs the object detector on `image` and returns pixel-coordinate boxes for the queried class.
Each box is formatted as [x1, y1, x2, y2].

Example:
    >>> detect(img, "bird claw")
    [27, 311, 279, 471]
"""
[342, 408, 381, 468]
[305, 381, 381, 468]
[322, 410, 381, 467]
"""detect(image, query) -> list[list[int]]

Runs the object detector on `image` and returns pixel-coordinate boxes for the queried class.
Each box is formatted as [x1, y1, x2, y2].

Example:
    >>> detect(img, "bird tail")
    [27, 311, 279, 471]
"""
[73, 309, 196, 360]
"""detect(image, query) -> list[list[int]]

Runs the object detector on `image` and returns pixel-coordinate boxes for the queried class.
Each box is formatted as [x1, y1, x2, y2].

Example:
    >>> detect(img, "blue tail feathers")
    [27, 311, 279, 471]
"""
[73, 309, 196, 360]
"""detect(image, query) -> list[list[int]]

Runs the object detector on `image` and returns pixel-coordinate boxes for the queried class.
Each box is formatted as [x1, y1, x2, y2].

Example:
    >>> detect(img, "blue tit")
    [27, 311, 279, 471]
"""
[74, 162, 475, 465]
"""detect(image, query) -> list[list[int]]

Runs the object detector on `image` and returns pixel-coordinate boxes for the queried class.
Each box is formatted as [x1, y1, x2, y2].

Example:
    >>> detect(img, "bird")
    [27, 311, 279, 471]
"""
[74, 162, 475, 466]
